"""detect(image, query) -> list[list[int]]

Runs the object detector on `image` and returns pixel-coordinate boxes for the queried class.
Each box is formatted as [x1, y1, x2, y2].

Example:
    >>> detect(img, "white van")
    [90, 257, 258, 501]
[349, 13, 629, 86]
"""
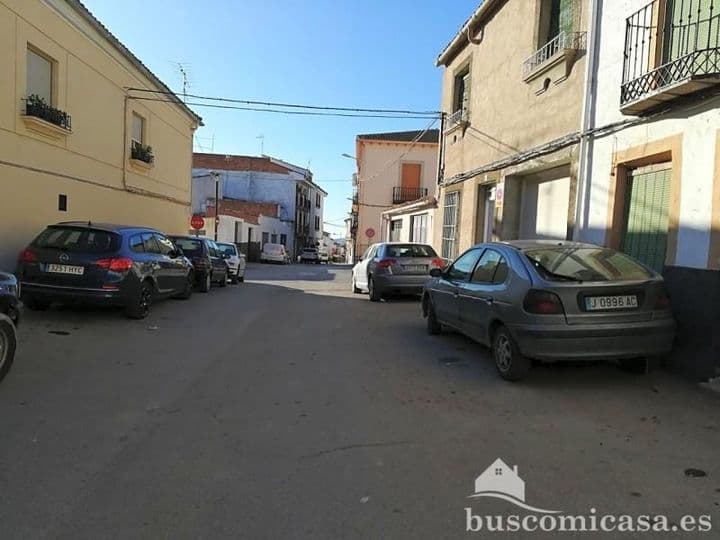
[260, 243, 289, 264]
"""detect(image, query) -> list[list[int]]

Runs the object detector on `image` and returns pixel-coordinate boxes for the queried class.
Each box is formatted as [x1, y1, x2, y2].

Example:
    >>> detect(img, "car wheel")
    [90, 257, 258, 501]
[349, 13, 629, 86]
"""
[126, 281, 153, 319]
[426, 300, 442, 335]
[175, 273, 193, 300]
[218, 270, 228, 288]
[0, 315, 17, 383]
[23, 294, 51, 311]
[238, 274, 245, 283]
[351, 275, 361, 294]
[200, 272, 211, 293]
[368, 276, 382, 302]
[230, 273, 239, 284]
[493, 326, 531, 381]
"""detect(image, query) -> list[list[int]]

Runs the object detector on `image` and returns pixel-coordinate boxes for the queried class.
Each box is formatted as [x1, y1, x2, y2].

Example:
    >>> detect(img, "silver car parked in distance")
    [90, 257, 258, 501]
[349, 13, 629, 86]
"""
[352, 242, 445, 301]
[422, 241, 676, 381]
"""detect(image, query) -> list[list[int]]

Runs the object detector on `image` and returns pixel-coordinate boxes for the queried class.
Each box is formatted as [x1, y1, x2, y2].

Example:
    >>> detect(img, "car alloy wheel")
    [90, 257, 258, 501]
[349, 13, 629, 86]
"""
[200, 272, 211, 293]
[495, 334, 513, 372]
[219, 271, 228, 288]
[493, 326, 531, 381]
[368, 276, 381, 302]
[0, 316, 16, 382]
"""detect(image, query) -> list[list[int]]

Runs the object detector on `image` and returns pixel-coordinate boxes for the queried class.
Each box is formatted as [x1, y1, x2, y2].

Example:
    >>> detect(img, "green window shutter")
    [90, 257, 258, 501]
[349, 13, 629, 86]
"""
[622, 165, 672, 273]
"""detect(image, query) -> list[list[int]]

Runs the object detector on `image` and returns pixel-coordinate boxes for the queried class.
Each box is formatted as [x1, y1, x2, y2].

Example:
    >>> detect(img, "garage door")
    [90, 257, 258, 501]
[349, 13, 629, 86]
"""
[622, 164, 671, 274]
[519, 174, 570, 240]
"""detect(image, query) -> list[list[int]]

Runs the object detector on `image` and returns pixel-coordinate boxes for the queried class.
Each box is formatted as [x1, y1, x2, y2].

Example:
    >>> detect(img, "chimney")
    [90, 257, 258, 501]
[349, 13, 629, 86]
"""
[513, 465, 518, 475]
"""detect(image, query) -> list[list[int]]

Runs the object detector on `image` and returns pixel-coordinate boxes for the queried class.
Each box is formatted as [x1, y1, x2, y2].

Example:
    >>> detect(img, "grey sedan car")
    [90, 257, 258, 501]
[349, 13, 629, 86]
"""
[422, 241, 676, 381]
[352, 243, 445, 301]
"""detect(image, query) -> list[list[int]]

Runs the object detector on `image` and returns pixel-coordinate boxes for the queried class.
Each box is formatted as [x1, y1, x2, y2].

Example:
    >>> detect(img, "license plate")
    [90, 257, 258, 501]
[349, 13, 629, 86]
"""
[585, 295, 638, 311]
[403, 265, 427, 272]
[46, 264, 85, 275]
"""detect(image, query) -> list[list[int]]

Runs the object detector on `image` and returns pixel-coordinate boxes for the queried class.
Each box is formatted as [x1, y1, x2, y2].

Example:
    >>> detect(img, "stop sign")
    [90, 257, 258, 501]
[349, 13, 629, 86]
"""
[190, 214, 205, 230]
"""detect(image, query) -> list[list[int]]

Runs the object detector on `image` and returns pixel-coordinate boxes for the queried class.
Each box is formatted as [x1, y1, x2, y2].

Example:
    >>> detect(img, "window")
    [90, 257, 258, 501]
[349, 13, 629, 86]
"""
[389, 219, 403, 242]
[141, 233, 160, 254]
[154, 234, 176, 256]
[271, 233, 277, 243]
[234, 222, 242, 243]
[129, 235, 144, 253]
[171, 237, 202, 255]
[471, 249, 506, 284]
[446, 249, 483, 282]
[384, 244, 437, 258]
[442, 191, 461, 260]
[34, 227, 119, 253]
[316, 193, 321, 208]
[453, 67, 471, 115]
[132, 113, 145, 146]
[524, 247, 654, 282]
[262, 232, 270, 246]
[27, 48, 53, 103]
[280, 234, 287, 246]
[411, 213, 428, 243]
[538, 0, 575, 47]
[207, 240, 218, 257]
[58, 194, 67, 212]
[495, 468, 503, 476]
[315, 216, 320, 231]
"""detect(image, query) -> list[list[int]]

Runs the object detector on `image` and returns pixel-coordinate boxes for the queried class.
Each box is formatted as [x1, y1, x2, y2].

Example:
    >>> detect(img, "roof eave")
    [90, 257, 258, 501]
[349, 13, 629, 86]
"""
[436, 0, 500, 67]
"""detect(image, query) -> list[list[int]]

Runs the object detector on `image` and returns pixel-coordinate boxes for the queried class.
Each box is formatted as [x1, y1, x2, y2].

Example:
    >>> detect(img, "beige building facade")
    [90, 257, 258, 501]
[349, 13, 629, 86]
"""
[434, 0, 590, 259]
[0, 0, 201, 268]
[349, 130, 439, 261]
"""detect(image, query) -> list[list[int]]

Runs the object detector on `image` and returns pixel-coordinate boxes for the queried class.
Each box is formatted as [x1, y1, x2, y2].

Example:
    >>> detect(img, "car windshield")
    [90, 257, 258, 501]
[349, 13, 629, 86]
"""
[385, 244, 437, 258]
[524, 247, 654, 282]
[265, 244, 284, 254]
[216, 243, 237, 256]
[171, 238, 203, 255]
[33, 227, 119, 253]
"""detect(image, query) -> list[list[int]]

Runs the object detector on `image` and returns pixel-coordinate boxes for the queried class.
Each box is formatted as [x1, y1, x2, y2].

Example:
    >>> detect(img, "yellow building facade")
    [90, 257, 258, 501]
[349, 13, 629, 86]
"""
[0, 0, 201, 268]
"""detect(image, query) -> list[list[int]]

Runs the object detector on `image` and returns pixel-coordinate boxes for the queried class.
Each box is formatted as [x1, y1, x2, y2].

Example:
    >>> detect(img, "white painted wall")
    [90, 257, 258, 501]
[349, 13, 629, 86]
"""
[581, 0, 717, 270]
[382, 209, 435, 245]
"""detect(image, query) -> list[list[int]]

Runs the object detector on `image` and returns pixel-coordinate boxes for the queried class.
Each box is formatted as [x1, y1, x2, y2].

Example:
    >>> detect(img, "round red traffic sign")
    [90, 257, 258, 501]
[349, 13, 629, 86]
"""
[365, 228, 375, 238]
[190, 214, 205, 230]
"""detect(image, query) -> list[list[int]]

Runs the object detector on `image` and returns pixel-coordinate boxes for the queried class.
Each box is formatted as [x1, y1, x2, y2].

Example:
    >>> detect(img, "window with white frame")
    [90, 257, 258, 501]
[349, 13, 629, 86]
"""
[410, 213, 428, 243]
[27, 47, 53, 103]
[132, 113, 145, 146]
[442, 191, 461, 260]
[389, 219, 403, 242]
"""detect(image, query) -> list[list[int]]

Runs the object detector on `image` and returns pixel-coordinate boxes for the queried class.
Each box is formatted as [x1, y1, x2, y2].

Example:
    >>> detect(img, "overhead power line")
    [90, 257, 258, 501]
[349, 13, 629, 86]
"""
[126, 87, 441, 116]
[130, 97, 437, 120]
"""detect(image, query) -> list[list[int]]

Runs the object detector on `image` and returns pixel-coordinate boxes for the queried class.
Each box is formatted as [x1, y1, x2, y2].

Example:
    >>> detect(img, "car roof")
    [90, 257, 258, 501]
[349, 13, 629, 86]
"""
[169, 235, 206, 241]
[491, 240, 600, 251]
[52, 221, 159, 233]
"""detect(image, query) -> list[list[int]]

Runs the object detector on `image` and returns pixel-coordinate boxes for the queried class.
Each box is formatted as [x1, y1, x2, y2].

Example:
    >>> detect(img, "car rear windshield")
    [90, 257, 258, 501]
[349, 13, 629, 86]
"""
[265, 244, 285, 254]
[384, 244, 437, 258]
[524, 247, 654, 282]
[172, 238, 203, 255]
[33, 227, 120, 254]
[217, 243, 237, 256]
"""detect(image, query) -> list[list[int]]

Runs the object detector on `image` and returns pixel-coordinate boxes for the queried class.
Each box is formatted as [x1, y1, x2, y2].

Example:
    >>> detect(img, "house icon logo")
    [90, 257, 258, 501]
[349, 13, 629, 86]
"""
[468, 458, 561, 514]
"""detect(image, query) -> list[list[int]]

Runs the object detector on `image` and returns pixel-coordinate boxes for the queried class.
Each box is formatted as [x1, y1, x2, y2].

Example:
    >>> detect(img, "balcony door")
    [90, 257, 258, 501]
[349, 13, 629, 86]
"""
[663, 0, 718, 64]
[401, 163, 422, 189]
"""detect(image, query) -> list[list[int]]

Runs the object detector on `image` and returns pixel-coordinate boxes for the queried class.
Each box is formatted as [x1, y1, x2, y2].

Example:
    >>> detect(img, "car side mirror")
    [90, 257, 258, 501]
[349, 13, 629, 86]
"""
[429, 268, 443, 278]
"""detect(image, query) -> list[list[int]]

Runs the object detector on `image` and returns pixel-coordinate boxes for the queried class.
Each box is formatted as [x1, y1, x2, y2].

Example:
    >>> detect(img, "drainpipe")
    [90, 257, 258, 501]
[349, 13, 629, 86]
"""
[573, 0, 602, 241]
[122, 93, 129, 190]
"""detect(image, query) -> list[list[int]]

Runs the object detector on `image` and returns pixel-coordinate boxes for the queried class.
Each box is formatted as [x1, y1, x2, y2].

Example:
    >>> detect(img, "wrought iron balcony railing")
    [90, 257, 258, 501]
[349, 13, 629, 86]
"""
[392, 186, 428, 205]
[622, 0, 720, 113]
[522, 31, 586, 78]
[23, 95, 71, 130]
[446, 107, 469, 130]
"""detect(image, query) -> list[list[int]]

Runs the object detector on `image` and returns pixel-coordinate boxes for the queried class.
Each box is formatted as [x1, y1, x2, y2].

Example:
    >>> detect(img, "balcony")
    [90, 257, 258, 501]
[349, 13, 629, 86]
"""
[392, 186, 428, 205]
[22, 95, 71, 135]
[446, 107, 469, 131]
[522, 31, 586, 81]
[621, 0, 720, 115]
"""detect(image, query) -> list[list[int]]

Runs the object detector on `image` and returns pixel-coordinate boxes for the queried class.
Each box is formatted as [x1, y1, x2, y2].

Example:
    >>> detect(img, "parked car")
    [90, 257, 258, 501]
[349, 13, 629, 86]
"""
[17, 222, 194, 319]
[300, 247, 320, 264]
[0, 270, 21, 325]
[216, 242, 247, 283]
[352, 243, 445, 301]
[0, 313, 16, 383]
[422, 241, 676, 381]
[318, 247, 329, 264]
[260, 243, 289, 264]
[169, 236, 230, 292]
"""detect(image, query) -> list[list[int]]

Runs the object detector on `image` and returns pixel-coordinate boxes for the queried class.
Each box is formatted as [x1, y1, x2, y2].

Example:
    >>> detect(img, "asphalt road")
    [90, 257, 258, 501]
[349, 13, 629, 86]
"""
[1, 263, 719, 539]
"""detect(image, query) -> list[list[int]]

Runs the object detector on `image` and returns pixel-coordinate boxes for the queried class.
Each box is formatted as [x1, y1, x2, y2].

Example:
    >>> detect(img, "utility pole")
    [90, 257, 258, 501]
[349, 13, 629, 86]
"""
[211, 171, 220, 241]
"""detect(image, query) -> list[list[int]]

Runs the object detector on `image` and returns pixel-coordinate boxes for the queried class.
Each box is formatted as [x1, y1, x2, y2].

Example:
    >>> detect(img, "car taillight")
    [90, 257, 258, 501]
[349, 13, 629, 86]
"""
[19, 248, 37, 263]
[430, 257, 445, 268]
[523, 289, 565, 315]
[655, 286, 671, 310]
[95, 257, 133, 272]
[377, 258, 397, 269]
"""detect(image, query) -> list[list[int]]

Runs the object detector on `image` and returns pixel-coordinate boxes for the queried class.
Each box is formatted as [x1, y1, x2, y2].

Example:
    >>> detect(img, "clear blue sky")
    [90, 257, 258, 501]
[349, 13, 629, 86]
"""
[83, 0, 477, 235]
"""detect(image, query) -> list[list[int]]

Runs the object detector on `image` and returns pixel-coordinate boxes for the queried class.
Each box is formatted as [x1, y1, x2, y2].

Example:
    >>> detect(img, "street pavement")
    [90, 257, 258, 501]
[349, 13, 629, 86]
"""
[1, 262, 719, 539]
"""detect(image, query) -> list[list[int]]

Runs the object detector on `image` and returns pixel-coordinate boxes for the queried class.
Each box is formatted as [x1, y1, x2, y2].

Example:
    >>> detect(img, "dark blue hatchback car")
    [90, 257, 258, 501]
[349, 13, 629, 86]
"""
[17, 222, 194, 319]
